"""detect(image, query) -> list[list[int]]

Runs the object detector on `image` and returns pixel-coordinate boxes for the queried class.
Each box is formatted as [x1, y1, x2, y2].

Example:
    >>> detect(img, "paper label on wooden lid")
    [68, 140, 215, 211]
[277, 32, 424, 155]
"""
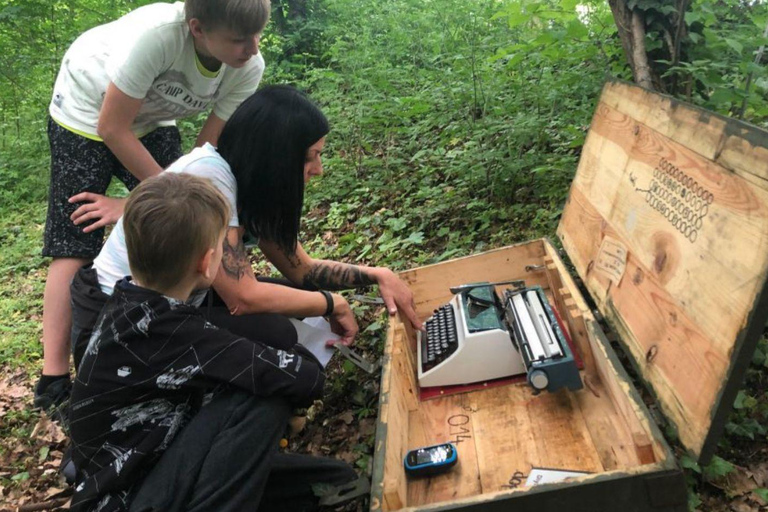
[594, 236, 628, 285]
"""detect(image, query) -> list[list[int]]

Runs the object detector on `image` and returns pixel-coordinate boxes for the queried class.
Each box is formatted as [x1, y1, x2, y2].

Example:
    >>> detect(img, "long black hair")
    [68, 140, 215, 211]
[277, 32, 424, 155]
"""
[217, 85, 329, 254]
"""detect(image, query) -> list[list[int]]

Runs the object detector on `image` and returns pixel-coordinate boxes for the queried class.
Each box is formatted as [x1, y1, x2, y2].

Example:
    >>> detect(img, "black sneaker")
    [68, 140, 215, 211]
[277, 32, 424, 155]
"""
[34, 377, 72, 426]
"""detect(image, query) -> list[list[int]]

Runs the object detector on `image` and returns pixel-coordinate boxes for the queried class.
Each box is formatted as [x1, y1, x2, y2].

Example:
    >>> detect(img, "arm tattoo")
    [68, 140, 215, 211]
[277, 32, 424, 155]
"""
[285, 251, 302, 269]
[221, 236, 251, 281]
[302, 262, 376, 291]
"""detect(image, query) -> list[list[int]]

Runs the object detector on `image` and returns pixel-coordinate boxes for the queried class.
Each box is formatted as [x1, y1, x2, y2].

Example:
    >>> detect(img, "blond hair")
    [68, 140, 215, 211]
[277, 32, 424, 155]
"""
[185, 0, 271, 35]
[124, 172, 230, 291]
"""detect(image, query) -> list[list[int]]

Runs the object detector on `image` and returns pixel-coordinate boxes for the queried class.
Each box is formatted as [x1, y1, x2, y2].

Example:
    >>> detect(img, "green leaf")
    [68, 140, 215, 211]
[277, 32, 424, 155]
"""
[754, 488, 768, 501]
[11, 471, 29, 481]
[680, 454, 701, 473]
[687, 488, 702, 511]
[659, 5, 678, 15]
[725, 38, 743, 54]
[752, 345, 766, 366]
[506, 12, 530, 29]
[703, 455, 735, 480]
[708, 88, 738, 105]
[385, 217, 407, 232]
[39, 445, 50, 462]
[406, 231, 424, 245]
[566, 20, 588, 39]
[734, 390, 747, 409]
[355, 454, 370, 469]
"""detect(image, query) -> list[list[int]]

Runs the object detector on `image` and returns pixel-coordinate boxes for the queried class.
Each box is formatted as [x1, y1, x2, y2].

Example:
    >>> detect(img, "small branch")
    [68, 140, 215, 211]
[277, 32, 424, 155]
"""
[630, 9, 654, 90]
[671, 0, 690, 94]
[673, 0, 689, 66]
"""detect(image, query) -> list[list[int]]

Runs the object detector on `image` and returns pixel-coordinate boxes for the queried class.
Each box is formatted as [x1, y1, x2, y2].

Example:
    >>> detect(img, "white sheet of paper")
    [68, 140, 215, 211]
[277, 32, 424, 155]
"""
[525, 468, 589, 487]
[289, 317, 338, 368]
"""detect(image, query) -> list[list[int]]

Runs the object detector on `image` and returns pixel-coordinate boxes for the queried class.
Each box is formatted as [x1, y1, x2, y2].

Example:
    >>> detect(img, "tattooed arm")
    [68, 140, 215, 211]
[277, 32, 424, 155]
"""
[212, 227, 358, 344]
[260, 239, 423, 330]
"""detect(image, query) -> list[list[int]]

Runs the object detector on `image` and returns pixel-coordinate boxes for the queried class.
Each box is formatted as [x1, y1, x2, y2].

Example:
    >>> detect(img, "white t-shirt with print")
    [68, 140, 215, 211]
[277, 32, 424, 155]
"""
[49, 2, 264, 138]
[93, 144, 239, 295]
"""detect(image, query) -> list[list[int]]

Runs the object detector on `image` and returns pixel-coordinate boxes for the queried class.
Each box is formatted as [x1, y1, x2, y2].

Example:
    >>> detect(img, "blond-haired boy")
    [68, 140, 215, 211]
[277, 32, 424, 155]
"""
[38, 0, 270, 413]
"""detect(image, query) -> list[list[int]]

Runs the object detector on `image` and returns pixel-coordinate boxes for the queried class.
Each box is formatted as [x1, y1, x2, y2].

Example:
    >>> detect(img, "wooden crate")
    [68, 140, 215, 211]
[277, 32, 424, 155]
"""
[370, 79, 768, 512]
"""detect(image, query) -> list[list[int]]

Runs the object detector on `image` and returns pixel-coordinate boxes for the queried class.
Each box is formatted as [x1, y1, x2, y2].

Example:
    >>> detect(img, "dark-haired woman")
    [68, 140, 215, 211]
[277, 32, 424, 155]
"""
[71, 84, 422, 368]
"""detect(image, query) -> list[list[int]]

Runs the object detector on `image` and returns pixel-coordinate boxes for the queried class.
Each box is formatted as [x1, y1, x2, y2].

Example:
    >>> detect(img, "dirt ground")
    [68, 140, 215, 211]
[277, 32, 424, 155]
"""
[2, 320, 767, 511]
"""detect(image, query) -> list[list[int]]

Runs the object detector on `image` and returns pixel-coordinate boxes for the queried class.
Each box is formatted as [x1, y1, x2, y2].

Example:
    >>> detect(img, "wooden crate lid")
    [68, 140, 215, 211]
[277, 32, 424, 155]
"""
[557, 79, 768, 464]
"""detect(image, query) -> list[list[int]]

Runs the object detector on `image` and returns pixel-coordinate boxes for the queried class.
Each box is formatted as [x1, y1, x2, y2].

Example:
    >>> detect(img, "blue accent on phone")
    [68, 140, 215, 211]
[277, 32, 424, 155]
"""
[403, 443, 458, 477]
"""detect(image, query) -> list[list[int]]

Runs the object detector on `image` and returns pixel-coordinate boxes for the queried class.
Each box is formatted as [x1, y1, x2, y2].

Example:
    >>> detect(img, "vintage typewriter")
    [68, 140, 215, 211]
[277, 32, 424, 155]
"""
[417, 281, 582, 393]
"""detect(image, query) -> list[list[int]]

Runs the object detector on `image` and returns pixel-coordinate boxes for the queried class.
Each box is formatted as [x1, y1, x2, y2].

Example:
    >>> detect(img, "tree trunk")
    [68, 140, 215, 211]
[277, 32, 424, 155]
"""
[608, 0, 657, 91]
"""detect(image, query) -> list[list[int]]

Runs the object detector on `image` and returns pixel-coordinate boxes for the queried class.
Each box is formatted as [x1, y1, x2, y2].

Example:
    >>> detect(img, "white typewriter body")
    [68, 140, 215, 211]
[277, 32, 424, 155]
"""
[416, 294, 526, 388]
[416, 284, 583, 393]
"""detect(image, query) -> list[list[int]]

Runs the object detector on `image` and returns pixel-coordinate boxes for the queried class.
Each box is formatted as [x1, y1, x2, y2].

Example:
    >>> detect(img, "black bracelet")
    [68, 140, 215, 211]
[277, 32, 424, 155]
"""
[319, 290, 334, 317]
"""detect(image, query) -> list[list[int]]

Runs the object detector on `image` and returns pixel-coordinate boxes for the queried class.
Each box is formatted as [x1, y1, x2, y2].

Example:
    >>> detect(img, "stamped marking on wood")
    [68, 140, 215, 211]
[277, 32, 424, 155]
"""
[633, 157, 714, 243]
[448, 413, 473, 445]
[595, 236, 628, 284]
[500, 470, 527, 490]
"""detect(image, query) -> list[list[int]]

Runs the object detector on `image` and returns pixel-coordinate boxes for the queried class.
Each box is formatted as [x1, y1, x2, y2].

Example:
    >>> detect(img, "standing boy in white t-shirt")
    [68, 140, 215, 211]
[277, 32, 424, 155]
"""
[37, 0, 270, 415]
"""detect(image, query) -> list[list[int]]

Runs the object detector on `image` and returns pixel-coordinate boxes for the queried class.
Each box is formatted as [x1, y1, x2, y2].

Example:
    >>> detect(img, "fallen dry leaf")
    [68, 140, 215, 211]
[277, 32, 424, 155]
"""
[339, 411, 354, 425]
[749, 461, 768, 488]
[289, 415, 307, 435]
[722, 466, 758, 498]
[31, 416, 66, 444]
[2, 383, 29, 400]
[45, 486, 69, 499]
[337, 451, 358, 464]
[728, 495, 757, 512]
[359, 418, 376, 438]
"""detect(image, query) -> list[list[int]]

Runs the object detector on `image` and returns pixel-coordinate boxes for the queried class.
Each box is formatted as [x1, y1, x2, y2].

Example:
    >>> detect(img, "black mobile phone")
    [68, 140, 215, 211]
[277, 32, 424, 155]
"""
[403, 443, 458, 477]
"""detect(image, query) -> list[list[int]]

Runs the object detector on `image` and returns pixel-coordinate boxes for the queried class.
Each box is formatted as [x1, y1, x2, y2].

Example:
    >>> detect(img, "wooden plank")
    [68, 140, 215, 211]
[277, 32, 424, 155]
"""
[572, 378, 641, 471]
[600, 79, 768, 189]
[393, 323, 419, 413]
[559, 186, 727, 457]
[471, 385, 541, 494]
[562, 296, 598, 379]
[577, 101, 768, 351]
[558, 87, 768, 459]
[543, 257, 565, 311]
[407, 393, 482, 507]
[471, 385, 604, 495]
[526, 390, 605, 473]
[380, 318, 412, 510]
[540, 259, 600, 385]
[544, 239, 663, 465]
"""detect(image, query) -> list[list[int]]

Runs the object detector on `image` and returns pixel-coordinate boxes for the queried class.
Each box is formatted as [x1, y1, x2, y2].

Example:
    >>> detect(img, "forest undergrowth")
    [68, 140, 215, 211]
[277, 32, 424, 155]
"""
[2, 0, 768, 510]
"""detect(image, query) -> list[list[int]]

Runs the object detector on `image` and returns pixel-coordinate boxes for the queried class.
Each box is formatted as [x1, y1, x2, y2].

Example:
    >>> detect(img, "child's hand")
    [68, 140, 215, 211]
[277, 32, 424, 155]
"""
[69, 192, 127, 233]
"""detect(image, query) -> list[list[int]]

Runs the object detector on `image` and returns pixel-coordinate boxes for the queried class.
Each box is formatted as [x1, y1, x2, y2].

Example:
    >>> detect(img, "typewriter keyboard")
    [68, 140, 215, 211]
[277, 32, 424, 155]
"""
[421, 304, 459, 372]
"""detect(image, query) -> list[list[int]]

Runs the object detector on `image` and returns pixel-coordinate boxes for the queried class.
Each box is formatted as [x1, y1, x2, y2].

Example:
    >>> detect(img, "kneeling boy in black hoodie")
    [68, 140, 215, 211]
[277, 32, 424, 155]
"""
[69, 173, 354, 512]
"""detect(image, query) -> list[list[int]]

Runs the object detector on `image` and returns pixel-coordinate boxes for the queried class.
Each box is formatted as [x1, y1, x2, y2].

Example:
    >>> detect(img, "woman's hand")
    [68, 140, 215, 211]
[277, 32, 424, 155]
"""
[69, 192, 127, 233]
[375, 268, 423, 330]
[327, 293, 358, 346]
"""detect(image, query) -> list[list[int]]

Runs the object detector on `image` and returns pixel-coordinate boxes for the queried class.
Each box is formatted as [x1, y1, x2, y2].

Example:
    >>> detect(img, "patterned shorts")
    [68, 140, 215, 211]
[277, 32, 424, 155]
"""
[43, 119, 183, 258]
